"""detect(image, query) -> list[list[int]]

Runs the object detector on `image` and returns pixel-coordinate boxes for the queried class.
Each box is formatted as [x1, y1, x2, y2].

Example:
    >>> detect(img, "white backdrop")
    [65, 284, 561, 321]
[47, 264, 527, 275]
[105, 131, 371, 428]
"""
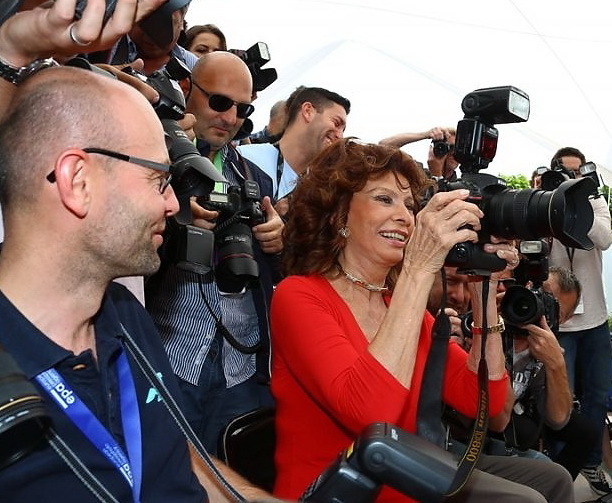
[186, 0, 612, 180]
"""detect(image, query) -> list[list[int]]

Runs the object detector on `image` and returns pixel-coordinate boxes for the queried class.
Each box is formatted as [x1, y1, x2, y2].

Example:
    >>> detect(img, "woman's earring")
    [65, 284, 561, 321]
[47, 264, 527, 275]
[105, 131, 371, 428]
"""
[339, 226, 350, 238]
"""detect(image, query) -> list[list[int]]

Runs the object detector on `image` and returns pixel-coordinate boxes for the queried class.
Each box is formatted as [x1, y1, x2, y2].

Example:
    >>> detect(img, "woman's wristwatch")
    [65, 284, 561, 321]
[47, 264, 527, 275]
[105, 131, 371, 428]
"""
[0, 57, 58, 85]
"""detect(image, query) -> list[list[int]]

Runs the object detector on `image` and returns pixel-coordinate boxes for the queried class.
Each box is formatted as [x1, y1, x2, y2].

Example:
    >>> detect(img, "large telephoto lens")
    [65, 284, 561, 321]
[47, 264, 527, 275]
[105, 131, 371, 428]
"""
[214, 222, 260, 294]
[0, 347, 50, 469]
[482, 177, 596, 250]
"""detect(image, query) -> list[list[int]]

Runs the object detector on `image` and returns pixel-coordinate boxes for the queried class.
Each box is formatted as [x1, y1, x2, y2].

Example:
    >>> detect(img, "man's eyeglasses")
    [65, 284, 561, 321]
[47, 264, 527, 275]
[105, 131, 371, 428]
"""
[191, 81, 255, 119]
[46, 147, 173, 194]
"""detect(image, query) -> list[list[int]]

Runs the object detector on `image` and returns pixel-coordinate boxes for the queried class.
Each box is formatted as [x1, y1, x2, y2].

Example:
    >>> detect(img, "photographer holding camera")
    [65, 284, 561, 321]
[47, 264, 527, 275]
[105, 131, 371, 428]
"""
[427, 264, 589, 495]
[379, 126, 459, 181]
[145, 50, 283, 455]
[545, 146, 612, 495]
[493, 265, 600, 482]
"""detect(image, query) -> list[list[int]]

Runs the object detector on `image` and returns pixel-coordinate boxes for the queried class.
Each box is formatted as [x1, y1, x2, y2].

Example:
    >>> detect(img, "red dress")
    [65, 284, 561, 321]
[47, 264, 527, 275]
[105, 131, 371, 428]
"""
[270, 275, 508, 502]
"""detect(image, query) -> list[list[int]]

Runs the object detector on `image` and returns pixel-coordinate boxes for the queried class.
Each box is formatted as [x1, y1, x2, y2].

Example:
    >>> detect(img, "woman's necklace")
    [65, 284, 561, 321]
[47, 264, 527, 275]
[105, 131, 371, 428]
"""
[337, 263, 389, 293]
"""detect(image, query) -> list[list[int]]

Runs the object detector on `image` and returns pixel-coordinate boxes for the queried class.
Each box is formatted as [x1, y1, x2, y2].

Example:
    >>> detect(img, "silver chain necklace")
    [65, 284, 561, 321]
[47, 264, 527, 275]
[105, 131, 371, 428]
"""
[337, 263, 389, 293]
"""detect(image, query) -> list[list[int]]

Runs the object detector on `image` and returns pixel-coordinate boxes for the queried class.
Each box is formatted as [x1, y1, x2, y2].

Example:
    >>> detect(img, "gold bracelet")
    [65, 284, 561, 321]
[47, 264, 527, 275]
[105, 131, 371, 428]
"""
[471, 317, 505, 335]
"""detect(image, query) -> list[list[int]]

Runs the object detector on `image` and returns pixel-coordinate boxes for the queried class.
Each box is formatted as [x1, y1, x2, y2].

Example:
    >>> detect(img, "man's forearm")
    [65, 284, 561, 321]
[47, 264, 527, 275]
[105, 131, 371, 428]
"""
[543, 363, 573, 428]
[378, 131, 429, 148]
[189, 445, 287, 503]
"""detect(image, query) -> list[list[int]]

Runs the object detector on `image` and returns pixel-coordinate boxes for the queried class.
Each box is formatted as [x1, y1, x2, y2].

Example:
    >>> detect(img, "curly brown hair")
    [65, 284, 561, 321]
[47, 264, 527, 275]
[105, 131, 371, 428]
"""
[282, 138, 432, 284]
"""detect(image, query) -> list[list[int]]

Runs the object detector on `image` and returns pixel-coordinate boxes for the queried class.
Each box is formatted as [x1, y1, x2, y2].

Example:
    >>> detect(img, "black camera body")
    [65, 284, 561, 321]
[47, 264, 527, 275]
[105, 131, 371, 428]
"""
[432, 138, 454, 158]
[440, 86, 595, 275]
[541, 160, 600, 197]
[123, 58, 225, 214]
[199, 180, 265, 229]
[499, 240, 559, 337]
[195, 180, 266, 294]
[229, 42, 278, 93]
[501, 286, 559, 338]
[540, 159, 575, 190]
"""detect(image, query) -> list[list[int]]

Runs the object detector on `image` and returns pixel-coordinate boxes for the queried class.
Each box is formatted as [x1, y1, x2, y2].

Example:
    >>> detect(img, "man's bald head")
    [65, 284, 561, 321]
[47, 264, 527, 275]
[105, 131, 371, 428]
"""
[0, 66, 163, 211]
[190, 50, 252, 86]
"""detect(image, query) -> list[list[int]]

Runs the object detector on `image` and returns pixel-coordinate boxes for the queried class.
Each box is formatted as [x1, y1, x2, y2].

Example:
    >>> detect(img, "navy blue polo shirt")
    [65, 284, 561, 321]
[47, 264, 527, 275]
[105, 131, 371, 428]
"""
[0, 283, 208, 503]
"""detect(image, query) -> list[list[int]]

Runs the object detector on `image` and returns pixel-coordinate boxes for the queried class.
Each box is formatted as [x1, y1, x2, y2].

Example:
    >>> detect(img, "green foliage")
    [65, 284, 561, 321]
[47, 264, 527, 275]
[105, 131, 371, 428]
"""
[500, 174, 530, 189]
[601, 185, 612, 217]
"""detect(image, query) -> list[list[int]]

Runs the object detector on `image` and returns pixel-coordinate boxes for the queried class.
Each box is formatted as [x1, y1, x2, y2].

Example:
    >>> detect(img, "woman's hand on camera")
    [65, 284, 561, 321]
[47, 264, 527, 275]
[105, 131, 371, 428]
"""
[467, 238, 519, 305]
[484, 238, 520, 274]
[403, 189, 483, 274]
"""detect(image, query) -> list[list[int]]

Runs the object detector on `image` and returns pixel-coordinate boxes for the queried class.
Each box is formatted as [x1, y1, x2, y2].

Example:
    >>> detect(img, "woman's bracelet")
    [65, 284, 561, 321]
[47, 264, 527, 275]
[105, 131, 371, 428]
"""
[471, 316, 505, 335]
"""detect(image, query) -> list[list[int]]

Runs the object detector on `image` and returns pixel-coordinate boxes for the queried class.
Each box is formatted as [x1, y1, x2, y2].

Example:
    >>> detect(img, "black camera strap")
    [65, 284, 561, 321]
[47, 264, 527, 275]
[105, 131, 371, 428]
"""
[416, 268, 449, 447]
[119, 324, 247, 502]
[197, 278, 262, 354]
[446, 280, 491, 496]
[417, 272, 491, 496]
[47, 429, 120, 503]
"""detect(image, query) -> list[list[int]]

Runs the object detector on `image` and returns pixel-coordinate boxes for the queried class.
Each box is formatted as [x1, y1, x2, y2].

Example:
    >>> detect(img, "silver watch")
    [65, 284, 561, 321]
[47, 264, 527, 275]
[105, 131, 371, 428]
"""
[0, 57, 58, 85]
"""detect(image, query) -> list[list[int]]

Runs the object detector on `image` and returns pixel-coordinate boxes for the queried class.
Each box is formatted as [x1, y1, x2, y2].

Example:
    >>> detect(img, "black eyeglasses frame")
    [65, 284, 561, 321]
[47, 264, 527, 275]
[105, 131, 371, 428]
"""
[45, 147, 173, 194]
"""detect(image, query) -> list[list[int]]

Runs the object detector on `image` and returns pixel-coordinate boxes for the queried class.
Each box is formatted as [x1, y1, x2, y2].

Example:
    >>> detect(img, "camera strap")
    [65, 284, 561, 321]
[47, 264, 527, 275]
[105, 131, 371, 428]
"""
[445, 280, 492, 496]
[40, 325, 247, 503]
[119, 323, 247, 502]
[197, 278, 262, 354]
[564, 245, 575, 272]
[46, 429, 120, 503]
[417, 272, 491, 496]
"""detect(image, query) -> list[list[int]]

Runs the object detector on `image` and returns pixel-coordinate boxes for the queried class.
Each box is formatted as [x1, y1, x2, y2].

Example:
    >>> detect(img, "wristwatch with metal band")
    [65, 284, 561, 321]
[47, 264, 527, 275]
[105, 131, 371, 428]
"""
[0, 57, 58, 85]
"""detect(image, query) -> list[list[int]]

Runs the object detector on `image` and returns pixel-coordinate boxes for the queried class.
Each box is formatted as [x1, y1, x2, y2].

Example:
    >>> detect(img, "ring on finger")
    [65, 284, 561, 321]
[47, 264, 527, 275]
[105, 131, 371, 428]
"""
[69, 24, 92, 47]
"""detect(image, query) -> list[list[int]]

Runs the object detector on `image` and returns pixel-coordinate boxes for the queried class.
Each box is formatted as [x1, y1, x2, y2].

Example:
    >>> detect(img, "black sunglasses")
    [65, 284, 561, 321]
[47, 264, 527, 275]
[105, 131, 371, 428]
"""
[191, 81, 255, 119]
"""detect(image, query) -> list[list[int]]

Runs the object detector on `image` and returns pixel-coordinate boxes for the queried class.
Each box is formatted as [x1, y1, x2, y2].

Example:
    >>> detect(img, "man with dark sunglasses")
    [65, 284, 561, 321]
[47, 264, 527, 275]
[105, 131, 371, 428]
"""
[145, 50, 283, 455]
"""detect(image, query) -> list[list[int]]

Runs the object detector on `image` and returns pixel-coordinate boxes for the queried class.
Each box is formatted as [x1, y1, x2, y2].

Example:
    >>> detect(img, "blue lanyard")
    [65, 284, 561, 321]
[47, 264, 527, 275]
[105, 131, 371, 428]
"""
[36, 350, 143, 503]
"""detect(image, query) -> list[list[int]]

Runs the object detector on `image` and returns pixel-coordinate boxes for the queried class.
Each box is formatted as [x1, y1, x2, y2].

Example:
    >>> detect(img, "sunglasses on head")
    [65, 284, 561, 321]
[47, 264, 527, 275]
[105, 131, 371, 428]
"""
[191, 81, 255, 119]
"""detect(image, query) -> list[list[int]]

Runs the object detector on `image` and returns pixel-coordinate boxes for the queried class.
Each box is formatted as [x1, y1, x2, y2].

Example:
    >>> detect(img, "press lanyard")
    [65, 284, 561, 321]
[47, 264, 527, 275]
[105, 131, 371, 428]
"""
[273, 143, 284, 201]
[36, 350, 143, 503]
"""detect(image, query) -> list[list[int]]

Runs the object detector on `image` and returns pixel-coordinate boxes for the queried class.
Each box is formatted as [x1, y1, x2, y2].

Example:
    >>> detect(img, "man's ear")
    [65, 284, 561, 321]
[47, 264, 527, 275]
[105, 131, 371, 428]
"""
[52, 150, 94, 219]
[301, 102, 316, 123]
